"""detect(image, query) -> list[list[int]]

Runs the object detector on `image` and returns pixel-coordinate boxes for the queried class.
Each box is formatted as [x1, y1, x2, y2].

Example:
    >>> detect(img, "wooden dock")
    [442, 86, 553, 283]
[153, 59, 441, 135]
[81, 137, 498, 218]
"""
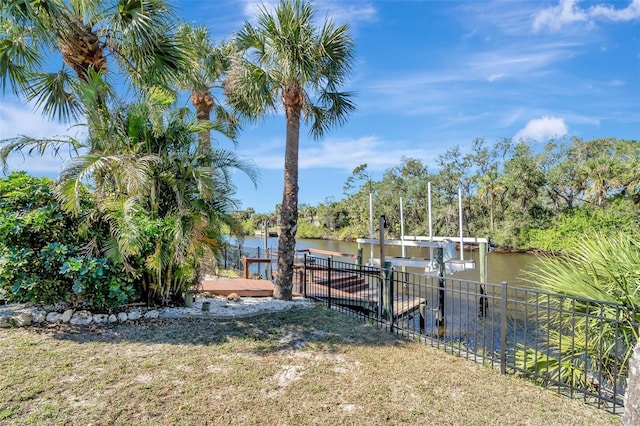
[199, 278, 274, 297]
[201, 247, 424, 319]
[296, 270, 424, 319]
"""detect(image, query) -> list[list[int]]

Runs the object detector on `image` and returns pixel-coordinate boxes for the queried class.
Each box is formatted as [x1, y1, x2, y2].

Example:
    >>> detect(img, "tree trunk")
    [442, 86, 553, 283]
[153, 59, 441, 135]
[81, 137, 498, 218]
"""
[58, 12, 107, 81]
[275, 85, 302, 300]
[191, 90, 214, 156]
[623, 335, 640, 425]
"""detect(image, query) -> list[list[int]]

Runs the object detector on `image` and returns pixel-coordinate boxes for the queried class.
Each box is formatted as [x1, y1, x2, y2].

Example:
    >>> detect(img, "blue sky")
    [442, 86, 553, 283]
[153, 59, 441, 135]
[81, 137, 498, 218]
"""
[1, 0, 639, 213]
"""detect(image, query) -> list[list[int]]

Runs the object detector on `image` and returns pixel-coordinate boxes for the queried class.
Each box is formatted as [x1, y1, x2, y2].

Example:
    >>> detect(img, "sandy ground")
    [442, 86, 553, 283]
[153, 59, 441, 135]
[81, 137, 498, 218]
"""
[157, 295, 313, 319]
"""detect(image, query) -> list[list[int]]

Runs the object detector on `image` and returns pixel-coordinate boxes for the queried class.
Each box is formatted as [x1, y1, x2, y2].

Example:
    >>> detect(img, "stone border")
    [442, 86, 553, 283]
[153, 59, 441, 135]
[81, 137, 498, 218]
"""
[0, 304, 160, 327]
[0, 296, 313, 327]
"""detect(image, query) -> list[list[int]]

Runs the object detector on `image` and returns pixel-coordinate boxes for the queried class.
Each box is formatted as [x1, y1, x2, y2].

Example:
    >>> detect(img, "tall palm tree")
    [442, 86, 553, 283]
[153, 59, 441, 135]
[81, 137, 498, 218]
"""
[225, 0, 355, 300]
[1, 0, 188, 123]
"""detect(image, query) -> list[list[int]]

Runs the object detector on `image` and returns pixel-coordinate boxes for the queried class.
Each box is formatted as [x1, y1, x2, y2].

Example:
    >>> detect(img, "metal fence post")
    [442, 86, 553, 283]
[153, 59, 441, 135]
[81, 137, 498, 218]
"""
[377, 275, 383, 321]
[223, 247, 227, 270]
[500, 281, 508, 375]
[328, 256, 332, 310]
[389, 267, 395, 330]
[303, 253, 308, 298]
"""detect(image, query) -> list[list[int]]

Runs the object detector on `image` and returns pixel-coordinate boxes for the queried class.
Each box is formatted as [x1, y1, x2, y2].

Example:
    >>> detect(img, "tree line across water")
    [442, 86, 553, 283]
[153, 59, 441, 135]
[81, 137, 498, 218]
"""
[238, 136, 639, 253]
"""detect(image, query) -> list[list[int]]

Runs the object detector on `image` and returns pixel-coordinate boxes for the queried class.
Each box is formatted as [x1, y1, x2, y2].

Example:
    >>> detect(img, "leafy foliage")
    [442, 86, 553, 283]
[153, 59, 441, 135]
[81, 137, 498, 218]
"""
[53, 97, 257, 305]
[517, 234, 640, 387]
[0, 172, 134, 310]
[253, 137, 638, 251]
[0, 0, 189, 123]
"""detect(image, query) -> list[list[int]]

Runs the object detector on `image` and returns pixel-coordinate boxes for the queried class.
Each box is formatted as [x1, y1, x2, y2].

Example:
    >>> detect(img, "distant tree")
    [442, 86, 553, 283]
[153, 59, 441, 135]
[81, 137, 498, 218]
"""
[225, 0, 355, 300]
[541, 137, 590, 211]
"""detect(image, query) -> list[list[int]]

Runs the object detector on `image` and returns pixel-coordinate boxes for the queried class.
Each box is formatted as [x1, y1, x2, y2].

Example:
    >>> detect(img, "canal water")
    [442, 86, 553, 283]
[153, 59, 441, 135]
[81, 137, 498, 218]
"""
[237, 236, 542, 288]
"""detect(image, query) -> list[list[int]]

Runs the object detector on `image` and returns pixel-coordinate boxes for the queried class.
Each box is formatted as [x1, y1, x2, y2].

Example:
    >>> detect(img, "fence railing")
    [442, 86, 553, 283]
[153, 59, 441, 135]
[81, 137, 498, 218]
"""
[217, 244, 275, 279]
[298, 254, 638, 415]
[215, 244, 637, 415]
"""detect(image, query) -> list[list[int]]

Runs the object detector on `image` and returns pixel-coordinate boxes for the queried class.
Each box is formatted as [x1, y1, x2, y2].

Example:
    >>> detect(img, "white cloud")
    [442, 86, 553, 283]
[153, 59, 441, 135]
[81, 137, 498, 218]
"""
[533, 0, 640, 32]
[241, 0, 377, 25]
[242, 0, 278, 20]
[514, 116, 569, 141]
[591, 0, 640, 20]
[0, 101, 84, 176]
[240, 135, 439, 172]
[0, 101, 75, 140]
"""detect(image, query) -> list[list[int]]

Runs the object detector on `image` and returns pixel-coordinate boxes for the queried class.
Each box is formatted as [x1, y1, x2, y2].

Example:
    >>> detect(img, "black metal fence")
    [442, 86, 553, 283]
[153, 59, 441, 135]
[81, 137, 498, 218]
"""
[298, 254, 638, 415]
[215, 244, 637, 415]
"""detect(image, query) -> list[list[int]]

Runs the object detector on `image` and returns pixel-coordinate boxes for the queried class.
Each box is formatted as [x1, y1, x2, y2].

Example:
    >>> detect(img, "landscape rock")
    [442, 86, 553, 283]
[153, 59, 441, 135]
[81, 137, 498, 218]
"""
[69, 310, 93, 326]
[227, 293, 241, 302]
[12, 311, 32, 327]
[0, 296, 312, 327]
[144, 310, 159, 319]
[0, 315, 11, 328]
[46, 312, 63, 323]
[32, 310, 47, 323]
[128, 311, 141, 321]
[93, 314, 109, 324]
[61, 309, 74, 323]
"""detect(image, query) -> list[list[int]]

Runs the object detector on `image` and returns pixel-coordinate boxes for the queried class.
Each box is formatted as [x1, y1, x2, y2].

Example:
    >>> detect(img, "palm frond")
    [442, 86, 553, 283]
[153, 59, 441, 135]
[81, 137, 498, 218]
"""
[0, 135, 81, 174]
[23, 70, 82, 122]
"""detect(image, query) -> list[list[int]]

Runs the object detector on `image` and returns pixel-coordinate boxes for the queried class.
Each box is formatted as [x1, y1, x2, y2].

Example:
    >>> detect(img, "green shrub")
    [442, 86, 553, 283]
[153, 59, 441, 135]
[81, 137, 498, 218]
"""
[525, 199, 639, 252]
[0, 172, 135, 311]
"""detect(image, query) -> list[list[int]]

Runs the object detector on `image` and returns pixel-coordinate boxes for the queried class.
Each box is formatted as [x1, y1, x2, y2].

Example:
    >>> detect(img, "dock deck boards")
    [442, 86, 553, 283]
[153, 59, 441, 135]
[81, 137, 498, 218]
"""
[200, 278, 274, 297]
[301, 282, 423, 319]
[200, 267, 424, 319]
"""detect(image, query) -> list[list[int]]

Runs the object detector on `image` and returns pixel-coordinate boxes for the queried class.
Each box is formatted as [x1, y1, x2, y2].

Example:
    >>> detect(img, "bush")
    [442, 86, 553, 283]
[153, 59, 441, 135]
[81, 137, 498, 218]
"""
[525, 199, 639, 252]
[0, 172, 135, 311]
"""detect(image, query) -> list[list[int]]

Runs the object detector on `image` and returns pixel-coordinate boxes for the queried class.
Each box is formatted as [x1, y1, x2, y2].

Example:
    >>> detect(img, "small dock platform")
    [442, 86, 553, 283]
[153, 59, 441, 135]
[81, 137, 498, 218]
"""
[200, 278, 274, 297]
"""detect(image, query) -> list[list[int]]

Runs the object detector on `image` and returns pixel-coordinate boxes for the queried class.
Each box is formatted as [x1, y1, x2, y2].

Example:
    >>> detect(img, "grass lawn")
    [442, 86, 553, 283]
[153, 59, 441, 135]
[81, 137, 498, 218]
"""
[0, 305, 619, 425]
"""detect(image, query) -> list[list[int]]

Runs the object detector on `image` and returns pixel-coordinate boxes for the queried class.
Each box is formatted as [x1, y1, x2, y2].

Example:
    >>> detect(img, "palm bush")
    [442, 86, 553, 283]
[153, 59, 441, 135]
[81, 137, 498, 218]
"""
[1, 86, 257, 305]
[56, 97, 257, 305]
[518, 234, 640, 390]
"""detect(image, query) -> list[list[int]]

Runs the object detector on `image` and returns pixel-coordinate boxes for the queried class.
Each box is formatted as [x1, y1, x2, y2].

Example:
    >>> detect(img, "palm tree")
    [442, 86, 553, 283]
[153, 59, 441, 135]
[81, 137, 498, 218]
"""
[176, 25, 241, 156]
[1, 0, 187, 123]
[225, 0, 355, 300]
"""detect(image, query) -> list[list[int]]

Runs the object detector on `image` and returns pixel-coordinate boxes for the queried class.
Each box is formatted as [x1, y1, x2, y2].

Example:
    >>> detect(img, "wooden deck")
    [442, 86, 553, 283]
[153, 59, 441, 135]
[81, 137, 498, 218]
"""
[200, 278, 275, 297]
[201, 247, 424, 318]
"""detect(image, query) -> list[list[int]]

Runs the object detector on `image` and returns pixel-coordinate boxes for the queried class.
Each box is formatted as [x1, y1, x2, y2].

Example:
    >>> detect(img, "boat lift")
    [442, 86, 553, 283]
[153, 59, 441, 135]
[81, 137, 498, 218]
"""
[356, 185, 489, 278]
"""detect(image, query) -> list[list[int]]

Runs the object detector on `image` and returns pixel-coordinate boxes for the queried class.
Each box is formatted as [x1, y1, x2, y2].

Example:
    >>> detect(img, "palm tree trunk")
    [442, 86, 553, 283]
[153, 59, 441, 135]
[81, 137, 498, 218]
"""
[275, 87, 302, 300]
[191, 90, 214, 156]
